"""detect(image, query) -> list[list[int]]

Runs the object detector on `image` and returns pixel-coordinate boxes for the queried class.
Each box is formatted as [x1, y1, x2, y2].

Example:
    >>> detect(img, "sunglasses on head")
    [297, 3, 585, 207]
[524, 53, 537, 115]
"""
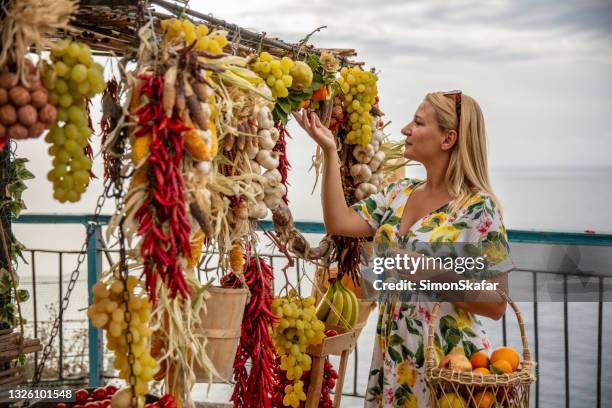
[443, 90, 462, 131]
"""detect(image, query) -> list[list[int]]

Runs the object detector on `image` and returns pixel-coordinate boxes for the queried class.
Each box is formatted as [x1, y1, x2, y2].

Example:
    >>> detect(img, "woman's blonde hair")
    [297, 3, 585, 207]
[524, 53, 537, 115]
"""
[424, 92, 501, 214]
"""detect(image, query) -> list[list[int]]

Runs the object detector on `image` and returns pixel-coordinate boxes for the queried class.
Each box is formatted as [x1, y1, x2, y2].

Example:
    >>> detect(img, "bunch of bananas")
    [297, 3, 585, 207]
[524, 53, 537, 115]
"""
[315, 280, 359, 329]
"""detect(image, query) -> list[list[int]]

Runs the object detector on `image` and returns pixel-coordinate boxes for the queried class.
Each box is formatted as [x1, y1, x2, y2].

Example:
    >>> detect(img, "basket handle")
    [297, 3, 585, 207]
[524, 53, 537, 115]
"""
[424, 288, 532, 371]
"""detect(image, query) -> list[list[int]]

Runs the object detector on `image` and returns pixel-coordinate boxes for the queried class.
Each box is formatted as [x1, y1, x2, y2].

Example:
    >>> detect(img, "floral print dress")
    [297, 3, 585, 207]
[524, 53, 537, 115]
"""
[351, 178, 514, 408]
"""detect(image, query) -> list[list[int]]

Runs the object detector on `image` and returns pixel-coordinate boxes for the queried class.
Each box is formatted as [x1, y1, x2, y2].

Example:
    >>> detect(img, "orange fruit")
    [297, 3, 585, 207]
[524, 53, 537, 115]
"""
[473, 367, 491, 375]
[491, 359, 513, 374]
[470, 351, 490, 369]
[473, 391, 496, 408]
[490, 347, 520, 371]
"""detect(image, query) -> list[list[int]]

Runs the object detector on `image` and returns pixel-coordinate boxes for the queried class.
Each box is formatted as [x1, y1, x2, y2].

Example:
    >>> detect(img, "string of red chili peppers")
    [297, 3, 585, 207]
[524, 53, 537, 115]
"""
[273, 122, 291, 205]
[226, 253, 279, 408]
[133, 73, 192, 302]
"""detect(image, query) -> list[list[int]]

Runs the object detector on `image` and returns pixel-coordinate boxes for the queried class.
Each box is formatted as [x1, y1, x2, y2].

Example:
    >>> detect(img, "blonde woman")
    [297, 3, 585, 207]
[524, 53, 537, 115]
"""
[293, 91, 514, 407]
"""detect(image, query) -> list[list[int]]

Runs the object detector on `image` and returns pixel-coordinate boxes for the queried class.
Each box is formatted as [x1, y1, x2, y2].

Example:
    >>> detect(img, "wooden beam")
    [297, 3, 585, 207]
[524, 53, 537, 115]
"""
[79, 0, 137, 6]
[152, 0, 320, 55]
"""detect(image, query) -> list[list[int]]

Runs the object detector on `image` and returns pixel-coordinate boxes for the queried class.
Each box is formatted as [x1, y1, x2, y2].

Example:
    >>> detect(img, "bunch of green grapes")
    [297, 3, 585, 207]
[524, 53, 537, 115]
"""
[271, 290, 325, 407]
[337, 67, 378, 146]
[250, 52, 294, 99]
[88, 275, 157, 397]
[42, 39, 105, 203]
[161, 18, 228, 54]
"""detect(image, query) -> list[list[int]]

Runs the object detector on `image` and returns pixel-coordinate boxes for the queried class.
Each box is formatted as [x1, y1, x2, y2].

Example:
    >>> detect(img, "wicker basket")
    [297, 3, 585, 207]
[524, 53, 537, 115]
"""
[425, 289, 536, 408]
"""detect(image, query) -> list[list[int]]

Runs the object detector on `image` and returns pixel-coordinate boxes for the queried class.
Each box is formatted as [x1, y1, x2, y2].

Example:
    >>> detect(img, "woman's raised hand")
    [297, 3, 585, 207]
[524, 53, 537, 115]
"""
[293, 110, 374, 238]
[292, 109, 337, 153]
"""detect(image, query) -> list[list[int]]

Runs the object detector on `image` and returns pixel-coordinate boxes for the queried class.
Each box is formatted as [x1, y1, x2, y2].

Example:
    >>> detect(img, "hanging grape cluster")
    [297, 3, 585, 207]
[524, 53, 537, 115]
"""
[271, 290, 325, 407]
[337, 66, 378, 146]
[42, 39, 105, 202]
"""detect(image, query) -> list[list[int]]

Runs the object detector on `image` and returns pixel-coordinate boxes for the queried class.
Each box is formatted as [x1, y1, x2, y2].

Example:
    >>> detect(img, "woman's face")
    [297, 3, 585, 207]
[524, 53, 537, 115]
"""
[401, 101, 454, 163]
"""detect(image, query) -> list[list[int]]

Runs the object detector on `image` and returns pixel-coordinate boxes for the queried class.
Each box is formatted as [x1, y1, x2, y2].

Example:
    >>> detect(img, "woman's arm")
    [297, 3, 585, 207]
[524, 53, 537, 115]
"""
[453, 273, 508, 320]
[293, 110, 373, 238]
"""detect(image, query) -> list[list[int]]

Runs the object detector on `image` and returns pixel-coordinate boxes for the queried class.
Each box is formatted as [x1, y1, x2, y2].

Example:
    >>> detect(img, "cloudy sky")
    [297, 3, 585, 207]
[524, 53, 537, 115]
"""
[13, 0, 612, 245]
[200, 0, 612, 167]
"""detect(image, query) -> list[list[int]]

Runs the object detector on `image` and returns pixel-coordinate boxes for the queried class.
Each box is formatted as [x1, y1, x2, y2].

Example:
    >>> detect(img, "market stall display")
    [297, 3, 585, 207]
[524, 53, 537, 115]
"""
[0, 1, 540, 408]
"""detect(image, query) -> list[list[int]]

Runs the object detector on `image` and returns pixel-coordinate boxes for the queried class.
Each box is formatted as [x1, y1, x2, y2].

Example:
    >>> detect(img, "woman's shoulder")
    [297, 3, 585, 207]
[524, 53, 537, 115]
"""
[378, 177, 422, 205]
[456, 190, 503, 221]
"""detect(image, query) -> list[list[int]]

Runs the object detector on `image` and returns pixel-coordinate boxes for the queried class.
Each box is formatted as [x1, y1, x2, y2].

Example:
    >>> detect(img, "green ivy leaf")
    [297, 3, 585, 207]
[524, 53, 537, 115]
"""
[17, 289, 29, 303]
[0, 270, 12, 294]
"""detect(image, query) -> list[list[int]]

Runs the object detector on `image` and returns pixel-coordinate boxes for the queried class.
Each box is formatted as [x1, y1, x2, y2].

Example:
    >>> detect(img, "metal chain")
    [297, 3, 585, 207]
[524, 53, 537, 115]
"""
[118, 218, 139, 406]
[23, 180, 111, 406]
[111, 135, 139, 407]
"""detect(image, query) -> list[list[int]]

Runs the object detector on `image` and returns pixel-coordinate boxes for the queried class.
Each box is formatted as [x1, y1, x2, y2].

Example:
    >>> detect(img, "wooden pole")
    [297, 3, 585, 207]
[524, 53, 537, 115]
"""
[305, 355, 325, 408]
[333, 350, 350, 407]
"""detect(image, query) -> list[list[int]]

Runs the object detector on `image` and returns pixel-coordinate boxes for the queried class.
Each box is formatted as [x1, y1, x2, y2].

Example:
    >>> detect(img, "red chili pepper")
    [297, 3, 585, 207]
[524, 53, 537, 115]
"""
[134, 73, 192, 302]
[231, 255, 278, 408]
